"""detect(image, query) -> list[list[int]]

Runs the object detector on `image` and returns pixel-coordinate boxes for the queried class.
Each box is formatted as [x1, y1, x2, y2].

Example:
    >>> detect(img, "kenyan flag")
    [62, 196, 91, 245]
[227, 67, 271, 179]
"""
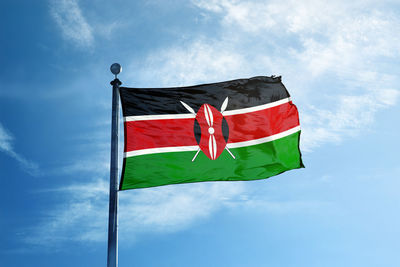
[119, 76, 303, 190]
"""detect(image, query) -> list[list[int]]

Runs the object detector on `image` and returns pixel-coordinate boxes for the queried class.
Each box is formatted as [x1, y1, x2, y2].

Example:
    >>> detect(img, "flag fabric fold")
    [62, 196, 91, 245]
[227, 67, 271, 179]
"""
[119, 76, 303, 190]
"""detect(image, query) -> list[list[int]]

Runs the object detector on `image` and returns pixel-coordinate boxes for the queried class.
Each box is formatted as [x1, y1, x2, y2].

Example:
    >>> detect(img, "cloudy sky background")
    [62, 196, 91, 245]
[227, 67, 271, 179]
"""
[1, 0, 400, 266]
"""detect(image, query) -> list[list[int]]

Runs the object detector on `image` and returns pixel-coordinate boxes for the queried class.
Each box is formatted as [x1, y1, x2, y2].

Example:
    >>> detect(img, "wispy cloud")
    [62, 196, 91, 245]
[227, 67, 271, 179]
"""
[301, 89, 399, 150]
[130, 0, 400, 151]
[25, 177, 331, 247]
[25, 179, 108, 246]
[119, 181, 244, 233]
[50, 0, 94, 47]
[130, 40, 248, 87]
[27, 0, 400, 248]
[25, 179, 244, 246]
[0, 122, 39, 176]
[0, 123, 13, 152]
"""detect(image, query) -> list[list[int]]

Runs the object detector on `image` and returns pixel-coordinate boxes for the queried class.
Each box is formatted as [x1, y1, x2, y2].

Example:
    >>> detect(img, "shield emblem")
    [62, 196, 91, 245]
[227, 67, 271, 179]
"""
[180, 97, 235, 161]
[195, 104, 226, 160]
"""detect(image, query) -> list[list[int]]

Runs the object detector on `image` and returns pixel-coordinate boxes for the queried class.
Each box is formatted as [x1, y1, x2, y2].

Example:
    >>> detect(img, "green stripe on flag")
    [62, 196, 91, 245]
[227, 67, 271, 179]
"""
[120, 131, 303, 190]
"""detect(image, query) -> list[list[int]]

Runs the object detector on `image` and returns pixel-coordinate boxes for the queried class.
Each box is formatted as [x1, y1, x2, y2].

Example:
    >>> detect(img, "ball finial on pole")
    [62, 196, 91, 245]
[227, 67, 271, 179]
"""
[110, 63, 122, 78]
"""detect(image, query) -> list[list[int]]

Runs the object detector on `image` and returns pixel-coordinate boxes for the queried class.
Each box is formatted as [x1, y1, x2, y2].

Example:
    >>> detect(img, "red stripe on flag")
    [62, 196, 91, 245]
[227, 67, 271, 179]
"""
[124, 118, 197, 152]
[224, 101, 299, 143]
[124, 102, 299, 152]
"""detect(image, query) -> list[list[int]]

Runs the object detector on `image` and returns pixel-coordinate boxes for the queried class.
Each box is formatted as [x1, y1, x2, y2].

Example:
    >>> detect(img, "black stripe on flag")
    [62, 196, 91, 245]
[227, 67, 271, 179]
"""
[119, 76, 290, 116]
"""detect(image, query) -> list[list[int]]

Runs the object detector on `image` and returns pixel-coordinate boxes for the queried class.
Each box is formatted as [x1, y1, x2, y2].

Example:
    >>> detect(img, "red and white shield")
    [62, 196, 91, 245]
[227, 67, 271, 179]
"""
[180, 97, 235, 161]
[195, 104, 226, 160]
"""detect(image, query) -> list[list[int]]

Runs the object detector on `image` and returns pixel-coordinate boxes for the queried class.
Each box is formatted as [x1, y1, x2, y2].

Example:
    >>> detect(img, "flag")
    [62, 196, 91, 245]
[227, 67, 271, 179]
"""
[119, 76, 303, 190]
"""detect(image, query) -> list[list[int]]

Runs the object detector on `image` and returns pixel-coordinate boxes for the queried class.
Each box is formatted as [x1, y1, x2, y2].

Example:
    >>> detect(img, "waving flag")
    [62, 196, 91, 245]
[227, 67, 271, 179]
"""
[119, 76, 303, 190]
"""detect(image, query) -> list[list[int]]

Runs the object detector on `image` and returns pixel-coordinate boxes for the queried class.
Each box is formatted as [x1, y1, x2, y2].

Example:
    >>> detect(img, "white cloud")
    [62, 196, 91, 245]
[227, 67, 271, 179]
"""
[132, 0, 400, 151]
[50, 0, 94, 47]
[26, 177, 333, 247]
[119, 181, 243, 233]
[193, 0, 346, 34]
[26, 179, 244, 246]
[58, 159, 109, 175]
[300, 89, 399, 150]
[0, 123, 13, 152]
[28, 0, 400, 247]
[129, 40, 248, 87]
[0, 122, 39, 176]
[95, 21, 124, 39]
[24, 180, 108, 246]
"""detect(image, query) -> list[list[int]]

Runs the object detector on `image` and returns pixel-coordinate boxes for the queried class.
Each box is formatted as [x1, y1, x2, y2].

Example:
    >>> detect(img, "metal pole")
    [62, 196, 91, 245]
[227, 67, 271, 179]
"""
[108, 63, 122, 267]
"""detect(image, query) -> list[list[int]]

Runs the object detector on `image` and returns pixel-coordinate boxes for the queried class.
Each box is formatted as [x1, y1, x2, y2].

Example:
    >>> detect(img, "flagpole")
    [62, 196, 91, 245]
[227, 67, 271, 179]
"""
[108, 63, 122, 267]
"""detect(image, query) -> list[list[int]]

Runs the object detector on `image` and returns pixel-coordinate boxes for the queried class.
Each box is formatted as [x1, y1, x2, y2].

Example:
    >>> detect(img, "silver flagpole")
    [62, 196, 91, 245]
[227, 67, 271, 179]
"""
[108, 63, 122, 267]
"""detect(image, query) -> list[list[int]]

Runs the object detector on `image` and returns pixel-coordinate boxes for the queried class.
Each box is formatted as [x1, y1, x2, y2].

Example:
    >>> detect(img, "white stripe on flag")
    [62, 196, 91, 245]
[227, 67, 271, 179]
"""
[223, 98, 291, 116]
[124, 113, 195, 122]
[124, 145, 199, 157]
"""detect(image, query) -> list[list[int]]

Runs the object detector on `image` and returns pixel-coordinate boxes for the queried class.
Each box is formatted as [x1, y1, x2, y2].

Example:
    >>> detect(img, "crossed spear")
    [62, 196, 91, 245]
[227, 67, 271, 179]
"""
[180, 97, 236, 162]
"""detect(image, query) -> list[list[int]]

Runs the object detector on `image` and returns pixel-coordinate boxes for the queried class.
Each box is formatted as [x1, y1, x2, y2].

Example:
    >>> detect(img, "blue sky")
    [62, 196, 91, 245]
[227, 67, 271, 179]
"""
[1, 0, 400, 266]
